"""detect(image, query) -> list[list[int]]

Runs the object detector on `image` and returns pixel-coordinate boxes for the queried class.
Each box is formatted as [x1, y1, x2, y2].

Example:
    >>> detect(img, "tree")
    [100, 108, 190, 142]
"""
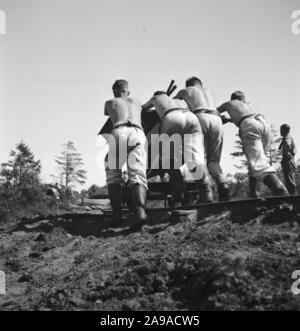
[0, 141, 41, 190]
[267, 125, 282, 168]
[54, 141, 87, 191]
[88, 184, 108, 199]
[230, 134, 248, 172]
[0, 141, 58, 222]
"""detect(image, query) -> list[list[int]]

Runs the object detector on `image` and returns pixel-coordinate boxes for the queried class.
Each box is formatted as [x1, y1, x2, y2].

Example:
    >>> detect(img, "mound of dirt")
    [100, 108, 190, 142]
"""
[0, 205, 300, 311]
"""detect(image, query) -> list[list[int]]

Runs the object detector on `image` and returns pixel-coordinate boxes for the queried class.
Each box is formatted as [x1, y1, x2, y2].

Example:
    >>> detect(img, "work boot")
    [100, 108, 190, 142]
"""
[197, 178, 214, 204]
[108, 184, 123, 226]
[249, 176, 260, 199]
[263, 173, 288, 196]
[131, 184, 147, 230]
[218, 182, 230, 201]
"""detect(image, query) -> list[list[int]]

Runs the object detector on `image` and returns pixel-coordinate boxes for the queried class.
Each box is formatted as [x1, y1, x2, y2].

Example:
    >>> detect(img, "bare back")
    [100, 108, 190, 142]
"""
[105, 97, 142, 126]
[218, 100, 255, 126]
[150, 94, 188, 119]
[175, 86, 217, 112]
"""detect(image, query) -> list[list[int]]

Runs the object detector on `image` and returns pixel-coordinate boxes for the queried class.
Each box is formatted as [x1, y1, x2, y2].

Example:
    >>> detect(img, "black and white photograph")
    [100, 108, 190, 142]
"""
[0, 0, 300, 315]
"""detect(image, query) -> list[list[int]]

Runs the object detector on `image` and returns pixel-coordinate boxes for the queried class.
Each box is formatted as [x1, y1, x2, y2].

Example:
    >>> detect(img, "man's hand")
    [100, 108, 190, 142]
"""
[142, 99, 154, 112]
[221, 116, 232, 124]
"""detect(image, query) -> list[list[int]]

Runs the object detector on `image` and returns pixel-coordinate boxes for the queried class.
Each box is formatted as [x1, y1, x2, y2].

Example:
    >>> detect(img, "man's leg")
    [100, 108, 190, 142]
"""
[193, 114, 214, 203]
[282, 163, 297, 195]
[197, 168, 214, 203]
[127, 129, 148, 229]
[241, 119, 287, 196]
[249, 175, 260, 198]
[183, 126, 213, 203]
[169, 169, 186, 206]
[105, 129, 127, 224]
[206, 116, 229, 201]
[105, 157, 123, 224]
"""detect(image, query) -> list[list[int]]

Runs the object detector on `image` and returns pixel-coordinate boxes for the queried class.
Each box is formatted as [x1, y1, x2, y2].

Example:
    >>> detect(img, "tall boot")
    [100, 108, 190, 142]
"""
[218, 182, 230, 201]
[108, 184, 123, 225]
[169, 170, 186, 207]
[197, 177, 214, 203]
[249, 176, 260, 199]
[263, 173, 288, 196]
[131, 184, 147, 230]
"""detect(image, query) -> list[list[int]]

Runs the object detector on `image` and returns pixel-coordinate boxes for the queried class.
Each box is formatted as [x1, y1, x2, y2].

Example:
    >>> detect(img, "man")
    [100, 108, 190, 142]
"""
[279, 124, 297, 195]
[174, 76, 230, 201]
[218, 91, 288, 197]
[102, 79, 147, 228]
[142, 91, 206, 205]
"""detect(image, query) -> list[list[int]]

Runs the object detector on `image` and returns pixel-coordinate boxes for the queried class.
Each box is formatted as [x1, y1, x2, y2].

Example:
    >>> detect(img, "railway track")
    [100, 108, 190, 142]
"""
[96, 194, 300, 214]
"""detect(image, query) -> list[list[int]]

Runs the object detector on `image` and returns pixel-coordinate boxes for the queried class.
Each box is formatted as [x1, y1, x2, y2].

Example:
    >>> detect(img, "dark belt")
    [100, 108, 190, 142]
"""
[194, 109, 222, 118]
[161, 108, 188, 120]
[113, 121, 144, 131]
[237, 113, 264, 128]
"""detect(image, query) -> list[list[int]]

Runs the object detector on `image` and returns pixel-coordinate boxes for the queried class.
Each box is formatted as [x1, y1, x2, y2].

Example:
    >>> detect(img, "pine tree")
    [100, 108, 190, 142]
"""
[54, 141, 87, 190]
[230, 134, 248, 172]
[268, 125, 282, 168]
[0, 142, 48, 219]
[0, 141, 41, 189]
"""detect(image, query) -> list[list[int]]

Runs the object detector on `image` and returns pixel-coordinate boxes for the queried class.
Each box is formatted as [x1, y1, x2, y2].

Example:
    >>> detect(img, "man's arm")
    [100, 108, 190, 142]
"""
[282, 139, 294, 160]
[217, 101, 231, 114]
[217, 102, 233, 124]
[173, 89, 184, 100]
[142, 97, 154, 112]
[104, 101, 109, 116]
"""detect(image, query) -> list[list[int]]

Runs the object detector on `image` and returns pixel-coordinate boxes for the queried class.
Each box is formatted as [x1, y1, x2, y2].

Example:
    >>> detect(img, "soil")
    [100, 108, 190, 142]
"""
[0, 202, 300, 311]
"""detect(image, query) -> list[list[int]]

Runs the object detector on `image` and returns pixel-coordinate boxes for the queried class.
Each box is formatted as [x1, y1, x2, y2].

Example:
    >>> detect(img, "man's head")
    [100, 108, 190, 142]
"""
[153, 91, 167, 97]
[280, 124, 291, 137]
[185, 76, 203, 88]
[112, 79, 129, 97]
[231, 91, 246, 103]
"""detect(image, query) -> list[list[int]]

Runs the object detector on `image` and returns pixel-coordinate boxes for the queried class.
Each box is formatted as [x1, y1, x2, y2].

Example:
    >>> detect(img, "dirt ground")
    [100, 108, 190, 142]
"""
[0, 203, 300, 311]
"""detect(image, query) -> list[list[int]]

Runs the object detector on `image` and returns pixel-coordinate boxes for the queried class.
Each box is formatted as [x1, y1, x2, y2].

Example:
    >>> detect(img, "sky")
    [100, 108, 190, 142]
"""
[0, 0, 300, 189]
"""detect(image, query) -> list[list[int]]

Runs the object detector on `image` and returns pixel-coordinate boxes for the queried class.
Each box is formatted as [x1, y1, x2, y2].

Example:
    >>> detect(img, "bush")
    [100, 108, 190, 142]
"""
[88, 184, 108, 199]
[0, 182, 59, 224]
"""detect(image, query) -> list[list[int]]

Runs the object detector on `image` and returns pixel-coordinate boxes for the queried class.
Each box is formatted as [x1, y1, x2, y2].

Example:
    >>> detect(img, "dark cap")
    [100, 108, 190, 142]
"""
[112, 79, 129, 90]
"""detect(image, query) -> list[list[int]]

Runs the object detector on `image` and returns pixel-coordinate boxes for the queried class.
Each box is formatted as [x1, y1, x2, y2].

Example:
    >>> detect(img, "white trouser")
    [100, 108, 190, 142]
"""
[150, 111, 205, 181]
[239, 116, 274, 180]
[105, 127, 147, 189]
[196, 113, 226, 185]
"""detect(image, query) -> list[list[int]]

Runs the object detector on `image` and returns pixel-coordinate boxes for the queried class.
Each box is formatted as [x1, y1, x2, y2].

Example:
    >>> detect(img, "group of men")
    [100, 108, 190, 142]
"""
[101, 77, 297, 229]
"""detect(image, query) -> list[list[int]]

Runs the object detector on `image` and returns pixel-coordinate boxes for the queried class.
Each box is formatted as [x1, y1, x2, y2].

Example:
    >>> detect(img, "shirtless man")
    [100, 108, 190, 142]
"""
[142, 91, 206, 206]
[279, 124, 297, 195]
[218, 91, 288, 197]
[174, 77, 229, 202]
[103, 79, 147, 228]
